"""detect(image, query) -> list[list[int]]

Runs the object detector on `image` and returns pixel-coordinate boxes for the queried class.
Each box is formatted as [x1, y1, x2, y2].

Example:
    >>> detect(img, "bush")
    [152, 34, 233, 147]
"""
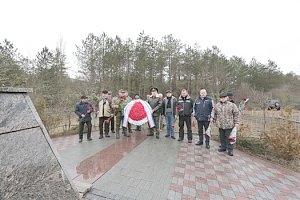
[263, 107, 300, 161]
[236, 137, 266, 155]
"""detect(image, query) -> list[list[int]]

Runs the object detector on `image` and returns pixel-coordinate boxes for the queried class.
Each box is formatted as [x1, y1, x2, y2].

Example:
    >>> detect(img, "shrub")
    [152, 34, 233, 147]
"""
[263, 107, 300, 161]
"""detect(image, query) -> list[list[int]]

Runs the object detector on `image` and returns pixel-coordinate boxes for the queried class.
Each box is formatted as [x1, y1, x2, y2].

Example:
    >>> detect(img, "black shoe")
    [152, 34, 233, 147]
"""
[111, 130, 115, 133]
[156, 135, 159, 139]
[228, 151, 233, 156]
[125, 133, 131, 137]
[218, 148, 226, 152]
[178, 138, 183, 141]
[129, 130, 133, 133]
[165, 134, 170, 137]
[105, 134, 110, 138]
[171, 136, 176, 139]
[195, 141, 203, 146]
[219, 145, 222, 148]
[79, 139, 83, 143]
[206, 143, 210, 149]
[99, 135, 103, 139]
[87, 138, 92, 141]
[188, 140, 192, 143]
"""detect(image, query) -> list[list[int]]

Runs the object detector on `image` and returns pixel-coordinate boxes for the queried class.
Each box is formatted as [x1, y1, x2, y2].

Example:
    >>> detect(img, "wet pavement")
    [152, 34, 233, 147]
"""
[52, 129, 300, 200]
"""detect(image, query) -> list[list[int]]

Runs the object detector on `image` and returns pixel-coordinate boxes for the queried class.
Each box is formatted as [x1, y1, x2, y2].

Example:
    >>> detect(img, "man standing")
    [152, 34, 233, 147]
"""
[212, 92, 239, 156]
[97, 90, 113, 139]
[112, 89, 132, 139]
[107, 91, 115, 134]
[194, 88, 214, 149]
[147, 87, 162, 139]
[162, 90, 177, 139]
[177, 89, 194, 143]
[75, 96, 94, 143]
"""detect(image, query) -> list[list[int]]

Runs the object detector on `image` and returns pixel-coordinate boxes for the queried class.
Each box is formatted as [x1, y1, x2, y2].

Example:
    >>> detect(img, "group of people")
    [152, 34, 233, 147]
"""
[75, 87, 240, 156]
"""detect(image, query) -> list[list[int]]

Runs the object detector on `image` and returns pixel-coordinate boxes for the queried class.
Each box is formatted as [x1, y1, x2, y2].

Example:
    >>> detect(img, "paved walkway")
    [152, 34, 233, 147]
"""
[52, 129, 300, 200]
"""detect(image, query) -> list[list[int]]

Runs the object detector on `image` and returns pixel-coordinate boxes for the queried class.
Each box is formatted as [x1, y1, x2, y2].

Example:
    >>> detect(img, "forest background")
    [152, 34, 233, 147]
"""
[1, 32, 300, 133]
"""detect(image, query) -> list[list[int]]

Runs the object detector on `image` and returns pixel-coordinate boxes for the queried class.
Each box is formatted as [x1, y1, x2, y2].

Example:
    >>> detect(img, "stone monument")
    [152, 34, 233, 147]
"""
[0, 87, 79, 199]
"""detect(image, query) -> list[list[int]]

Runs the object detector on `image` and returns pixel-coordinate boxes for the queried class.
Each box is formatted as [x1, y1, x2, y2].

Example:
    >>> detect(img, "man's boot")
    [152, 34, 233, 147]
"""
[147, 128, 154, 136]
[99, 134, 103, 139]
[205, 142, 210, 149]
[155, 129, 159, 139]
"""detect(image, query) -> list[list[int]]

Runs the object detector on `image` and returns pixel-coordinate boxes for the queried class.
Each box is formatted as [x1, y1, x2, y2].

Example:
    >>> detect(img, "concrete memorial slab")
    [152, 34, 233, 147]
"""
[0, 87, 79, 199]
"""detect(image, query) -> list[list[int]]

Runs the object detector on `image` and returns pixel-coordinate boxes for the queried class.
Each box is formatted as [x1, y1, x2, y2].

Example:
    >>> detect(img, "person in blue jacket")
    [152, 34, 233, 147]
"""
[194, 88, 214, 149]
[75, 95, 94, 143]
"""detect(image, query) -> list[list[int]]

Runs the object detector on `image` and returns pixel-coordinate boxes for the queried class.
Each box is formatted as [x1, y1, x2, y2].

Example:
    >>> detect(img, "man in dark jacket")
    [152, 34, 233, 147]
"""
[177, 89, 194, 143]
[147, 87, 162, 139]
[75, 95, 94, 143]
[194, 88, 214, 149]
[162, 90, 177, 139]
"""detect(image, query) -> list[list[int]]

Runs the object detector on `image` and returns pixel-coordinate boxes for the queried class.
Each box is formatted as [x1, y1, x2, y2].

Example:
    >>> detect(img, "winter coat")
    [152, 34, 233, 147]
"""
[162, 96, 177, 116]
[212, 101, 239, 129]
[97, 98, 112, 118]
[194, 96, 214, 121]
[147, 94, 162, 117]
[75, 101, 94, 122]
[177, 95, 194, 117]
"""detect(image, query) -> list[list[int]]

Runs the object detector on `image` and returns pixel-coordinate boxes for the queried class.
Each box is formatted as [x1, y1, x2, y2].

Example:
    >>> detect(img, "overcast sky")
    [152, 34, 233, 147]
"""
[1, 0, 299, 75]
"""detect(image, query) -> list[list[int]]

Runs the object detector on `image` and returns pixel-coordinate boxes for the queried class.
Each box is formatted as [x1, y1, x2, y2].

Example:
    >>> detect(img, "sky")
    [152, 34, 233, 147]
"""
[1, 0, 300, 76]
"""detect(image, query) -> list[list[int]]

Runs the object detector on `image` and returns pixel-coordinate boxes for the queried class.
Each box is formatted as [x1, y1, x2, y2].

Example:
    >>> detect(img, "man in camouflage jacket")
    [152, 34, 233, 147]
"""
[212, 92, 239, 156]
[112, 89, 132, 139]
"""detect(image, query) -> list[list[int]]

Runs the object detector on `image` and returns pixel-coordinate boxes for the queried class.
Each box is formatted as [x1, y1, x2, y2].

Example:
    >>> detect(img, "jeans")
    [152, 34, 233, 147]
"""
[197, 121, 210, 144]
[79, 120, 92, 139]
[219, 128, 233, 152]
[165, 113, 175, 136]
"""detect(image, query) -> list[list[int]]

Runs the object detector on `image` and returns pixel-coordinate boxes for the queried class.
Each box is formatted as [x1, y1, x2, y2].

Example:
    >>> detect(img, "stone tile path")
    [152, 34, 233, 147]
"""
[52, 130, 300, 200]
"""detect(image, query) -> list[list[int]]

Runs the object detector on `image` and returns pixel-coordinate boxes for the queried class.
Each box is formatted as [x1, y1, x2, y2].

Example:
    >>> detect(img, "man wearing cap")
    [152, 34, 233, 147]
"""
[107, 91, 115, 134]
[177, 89, 194, 143]
[162, 90, 177, 139]
[194, 88, 214, 149]
[75, 95, 94, 142]
[211, 92, 239, 156]
[112, 89, 132, 139]
[147, 87, 162, 139]
[96, 90, 113, 139]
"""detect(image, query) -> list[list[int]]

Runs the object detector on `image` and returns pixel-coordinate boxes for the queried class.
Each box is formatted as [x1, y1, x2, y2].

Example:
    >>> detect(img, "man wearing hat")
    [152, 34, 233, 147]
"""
[96, 90, 113, 139]
[161, 90, 177, 139]
[107, 91, 115, 134]
[112, 89, 132, 139]
[211, 92, 239, 156]
[75, 95, 94, 143]
[147, 87, 162, 139]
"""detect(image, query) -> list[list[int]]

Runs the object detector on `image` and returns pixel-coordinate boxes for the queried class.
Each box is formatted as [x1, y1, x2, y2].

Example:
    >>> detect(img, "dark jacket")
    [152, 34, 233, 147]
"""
[75, 101, 94, 122]
[147, 95, 162, 117]
[177, 95, 193, 117]
[194, 96, 214, 121]
[162, 96, 177, 116]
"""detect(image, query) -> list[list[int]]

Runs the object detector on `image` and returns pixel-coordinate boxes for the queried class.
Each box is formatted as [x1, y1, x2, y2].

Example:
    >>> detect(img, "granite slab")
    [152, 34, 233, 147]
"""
[0, 127, 79, 199]
[0, 93, 39, 134]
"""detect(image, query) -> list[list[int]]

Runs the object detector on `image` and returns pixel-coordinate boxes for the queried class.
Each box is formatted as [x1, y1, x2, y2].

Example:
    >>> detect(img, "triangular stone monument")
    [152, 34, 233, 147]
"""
[0, 87, 79, 199]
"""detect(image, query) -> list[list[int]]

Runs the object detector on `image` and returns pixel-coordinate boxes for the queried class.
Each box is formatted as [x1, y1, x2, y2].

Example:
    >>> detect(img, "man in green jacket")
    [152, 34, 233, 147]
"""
[112, 89, 132, 139]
